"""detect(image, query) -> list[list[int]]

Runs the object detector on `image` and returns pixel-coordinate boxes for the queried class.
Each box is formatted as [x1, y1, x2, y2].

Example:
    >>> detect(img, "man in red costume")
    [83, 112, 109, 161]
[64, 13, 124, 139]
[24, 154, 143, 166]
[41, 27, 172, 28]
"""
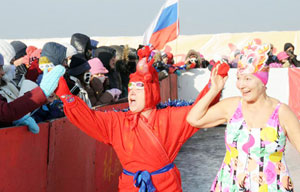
[55, 46, 229, 192]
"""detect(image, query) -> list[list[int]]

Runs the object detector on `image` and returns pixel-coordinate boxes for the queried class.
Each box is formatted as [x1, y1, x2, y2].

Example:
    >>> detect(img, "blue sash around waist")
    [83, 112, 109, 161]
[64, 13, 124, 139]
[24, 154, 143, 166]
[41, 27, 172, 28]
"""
[123, 163, 175, 192]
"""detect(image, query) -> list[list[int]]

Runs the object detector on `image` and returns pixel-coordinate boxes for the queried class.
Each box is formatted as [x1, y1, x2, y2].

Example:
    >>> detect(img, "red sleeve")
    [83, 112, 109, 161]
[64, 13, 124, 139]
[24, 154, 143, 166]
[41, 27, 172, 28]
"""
[62, 95, 123, 144]
[0, 87, 47, 122]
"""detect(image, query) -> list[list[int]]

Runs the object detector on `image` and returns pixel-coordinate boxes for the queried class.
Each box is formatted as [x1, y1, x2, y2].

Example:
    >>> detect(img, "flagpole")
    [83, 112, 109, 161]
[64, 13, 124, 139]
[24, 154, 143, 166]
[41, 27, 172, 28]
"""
[176, 0, 179, 63]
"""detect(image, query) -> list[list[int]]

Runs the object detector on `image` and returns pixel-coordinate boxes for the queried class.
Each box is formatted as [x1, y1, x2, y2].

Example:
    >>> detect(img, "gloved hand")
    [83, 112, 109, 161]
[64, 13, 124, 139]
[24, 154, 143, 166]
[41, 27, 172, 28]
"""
[211, 62, 230, 78]
[106, 88, 122, 101]
[40, 65, 66, 97]
[13, 114, 40, 134]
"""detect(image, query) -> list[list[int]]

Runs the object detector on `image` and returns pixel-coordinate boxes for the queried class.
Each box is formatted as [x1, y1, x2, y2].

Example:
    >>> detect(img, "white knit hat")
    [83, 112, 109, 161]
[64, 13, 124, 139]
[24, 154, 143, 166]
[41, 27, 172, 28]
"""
[0, 40, 16, 65]
[62, 43, 77, 58]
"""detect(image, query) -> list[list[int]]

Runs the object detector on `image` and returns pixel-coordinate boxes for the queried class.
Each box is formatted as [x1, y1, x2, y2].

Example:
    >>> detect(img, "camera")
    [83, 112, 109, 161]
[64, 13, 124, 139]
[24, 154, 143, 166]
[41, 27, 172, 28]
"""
[189, 58, 198, 63]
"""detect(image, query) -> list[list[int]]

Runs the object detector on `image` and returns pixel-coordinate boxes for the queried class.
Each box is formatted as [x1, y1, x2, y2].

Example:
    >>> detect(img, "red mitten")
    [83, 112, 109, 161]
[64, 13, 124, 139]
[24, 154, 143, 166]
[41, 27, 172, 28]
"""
[55, 77, 75, 104]
[211, 61, 230, 77]
[217, 62, 230, 77]
[193, 62, 230, 107]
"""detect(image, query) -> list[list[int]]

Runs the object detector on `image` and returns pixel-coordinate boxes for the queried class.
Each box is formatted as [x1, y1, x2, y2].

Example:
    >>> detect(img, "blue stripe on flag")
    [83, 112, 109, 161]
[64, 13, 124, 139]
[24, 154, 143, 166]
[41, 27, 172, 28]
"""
[153, 3, 178, 33]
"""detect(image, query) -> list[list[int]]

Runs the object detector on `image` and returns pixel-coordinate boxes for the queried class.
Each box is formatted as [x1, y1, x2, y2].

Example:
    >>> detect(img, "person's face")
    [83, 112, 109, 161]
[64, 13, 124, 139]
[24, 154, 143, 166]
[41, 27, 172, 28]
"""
[91, 73, 106, 83]
[92, 73, 105, 78]
[162, 57, 168, 64]
[286, 47, 294, 54]
[63, 57, 72, 68]
[86, 49, 92, 60]
[128, 81, 145, 113]
[236, 73, 265, 102]
[13, 57, 24, 67]
[109, 56, 116, 69]
[280, 59, 288, 64]
[0, 66, 5, 79]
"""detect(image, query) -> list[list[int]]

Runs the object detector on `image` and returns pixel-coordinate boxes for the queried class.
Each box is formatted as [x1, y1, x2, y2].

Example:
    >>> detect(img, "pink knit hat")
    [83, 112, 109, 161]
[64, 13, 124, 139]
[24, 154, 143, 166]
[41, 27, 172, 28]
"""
[88, 58, 108, 75]
[277, 51, 289, 61]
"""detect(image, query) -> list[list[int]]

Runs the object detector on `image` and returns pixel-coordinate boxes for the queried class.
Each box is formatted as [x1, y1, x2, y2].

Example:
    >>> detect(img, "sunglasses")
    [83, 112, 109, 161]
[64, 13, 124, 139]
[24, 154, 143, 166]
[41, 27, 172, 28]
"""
[128, 81, 144, 90]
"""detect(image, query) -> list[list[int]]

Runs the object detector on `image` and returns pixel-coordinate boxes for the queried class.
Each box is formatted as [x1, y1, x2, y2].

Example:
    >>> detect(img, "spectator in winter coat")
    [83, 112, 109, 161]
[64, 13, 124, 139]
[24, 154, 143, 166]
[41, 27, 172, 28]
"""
[277, 51, 292, 68]
[229, 49, 241, 68]
[68, 54, 93, 107]
[40, 42, 67, 67]
[0, 40, 17, 85]
[153, 51, 169, 81]
[31, 93, 65, 123]
[70, 33, 93, 60]
[38, 42, 67, 82]
[266, 43, 279, 66]
[61, 43, 77, 68]
[94, 46, 123, 91]
[284, 42, 300, 67]
[88, 58, 121, 107]
[0, 53, 65, 131]
[111, 45, 137, 98]
[10, 41, 28, 86]
[184, 49, 203, 69]
[22, 46, 42, 82]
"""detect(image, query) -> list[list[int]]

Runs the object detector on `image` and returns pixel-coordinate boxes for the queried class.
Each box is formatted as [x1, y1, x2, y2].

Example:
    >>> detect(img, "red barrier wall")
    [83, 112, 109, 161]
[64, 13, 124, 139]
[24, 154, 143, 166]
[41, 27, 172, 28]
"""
[95, 143, 122, 192]
[47, 118, 96, 192]
[0, 123, 49, 192]
[288, 68, 300, 119]
[160, 74, 178, 102]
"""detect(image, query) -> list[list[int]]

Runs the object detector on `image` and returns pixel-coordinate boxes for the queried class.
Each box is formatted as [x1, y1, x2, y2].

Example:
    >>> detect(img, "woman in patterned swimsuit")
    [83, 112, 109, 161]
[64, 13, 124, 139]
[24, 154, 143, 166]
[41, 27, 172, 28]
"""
[187, 41, 300, 192]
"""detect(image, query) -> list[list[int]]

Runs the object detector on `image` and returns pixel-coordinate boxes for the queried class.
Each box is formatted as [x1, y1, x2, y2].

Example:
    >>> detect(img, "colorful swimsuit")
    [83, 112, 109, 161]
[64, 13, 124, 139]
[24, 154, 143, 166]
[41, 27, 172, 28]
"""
[211, 101, 294, 192]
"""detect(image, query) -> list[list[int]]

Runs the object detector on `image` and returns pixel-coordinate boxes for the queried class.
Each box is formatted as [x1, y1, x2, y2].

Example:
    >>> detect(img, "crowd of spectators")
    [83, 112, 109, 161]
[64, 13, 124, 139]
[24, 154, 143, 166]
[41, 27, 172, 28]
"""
[0, 33, 299, 133]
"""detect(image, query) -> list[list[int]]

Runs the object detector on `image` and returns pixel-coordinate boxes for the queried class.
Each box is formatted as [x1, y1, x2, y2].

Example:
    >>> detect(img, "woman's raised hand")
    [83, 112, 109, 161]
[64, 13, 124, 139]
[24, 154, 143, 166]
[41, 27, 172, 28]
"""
[210, 63, 229, 93]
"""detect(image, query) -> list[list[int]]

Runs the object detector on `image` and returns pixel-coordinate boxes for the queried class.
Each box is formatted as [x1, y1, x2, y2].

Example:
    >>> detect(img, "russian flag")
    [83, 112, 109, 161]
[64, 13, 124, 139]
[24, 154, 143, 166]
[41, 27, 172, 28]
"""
[143, 0, 179, 50]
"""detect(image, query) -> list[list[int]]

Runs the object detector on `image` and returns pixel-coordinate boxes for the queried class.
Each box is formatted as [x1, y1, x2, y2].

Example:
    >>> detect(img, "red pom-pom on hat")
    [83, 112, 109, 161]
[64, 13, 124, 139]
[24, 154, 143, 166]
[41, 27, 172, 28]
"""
[130, 46, 160, 110]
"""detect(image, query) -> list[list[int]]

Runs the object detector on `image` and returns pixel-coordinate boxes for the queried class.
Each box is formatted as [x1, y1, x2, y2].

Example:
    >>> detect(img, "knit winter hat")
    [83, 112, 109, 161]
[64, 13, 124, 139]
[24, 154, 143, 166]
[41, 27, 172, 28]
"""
[70, 33, 94, 60]
[277, 51, 289, 61]
[69, 54, 91, 76]
[10, 41, 27, 60]
[61, 43, 77, 58]
[0, 40, 16, 65]
[88, 58, 108, 75]
[129, 46, 160, 110]
[0, 53, 4, 66]
[23, 47, 42, 66]
[41, 42, 67, 65]
[284, 43, 294, 52]
[238, 40, 270, 85]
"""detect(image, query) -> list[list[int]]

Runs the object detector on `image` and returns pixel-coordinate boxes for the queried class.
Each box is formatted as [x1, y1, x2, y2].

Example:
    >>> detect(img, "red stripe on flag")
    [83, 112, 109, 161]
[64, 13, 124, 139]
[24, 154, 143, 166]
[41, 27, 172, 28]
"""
[149, 21, 178, 50]
[288, 68, 300, 120]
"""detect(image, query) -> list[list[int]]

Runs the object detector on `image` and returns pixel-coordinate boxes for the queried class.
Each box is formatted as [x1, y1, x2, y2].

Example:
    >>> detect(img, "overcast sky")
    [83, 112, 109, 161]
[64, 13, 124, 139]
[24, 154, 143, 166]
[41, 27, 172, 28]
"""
[1, 0, 300, 39]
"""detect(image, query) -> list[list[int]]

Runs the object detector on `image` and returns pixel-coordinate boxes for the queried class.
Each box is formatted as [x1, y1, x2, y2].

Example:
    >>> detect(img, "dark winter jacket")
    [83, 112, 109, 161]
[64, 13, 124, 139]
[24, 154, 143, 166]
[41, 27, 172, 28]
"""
[32, 100, 65, 123]
[86, 77, 114, 107]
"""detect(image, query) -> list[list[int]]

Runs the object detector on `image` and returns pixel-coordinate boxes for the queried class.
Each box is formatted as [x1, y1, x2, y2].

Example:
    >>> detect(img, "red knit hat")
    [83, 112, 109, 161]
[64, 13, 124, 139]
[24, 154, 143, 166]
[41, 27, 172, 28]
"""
[129, 46, 160, 110]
